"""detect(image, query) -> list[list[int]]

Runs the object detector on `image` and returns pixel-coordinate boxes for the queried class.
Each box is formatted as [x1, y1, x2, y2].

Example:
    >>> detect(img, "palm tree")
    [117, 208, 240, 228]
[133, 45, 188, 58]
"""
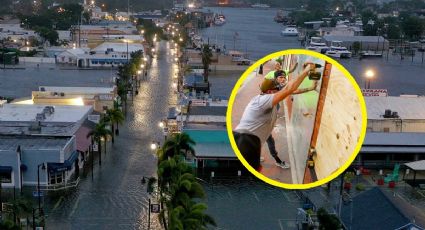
[160, 133, 195, 162]
[201, 44, 212, 83]
[169, 200, 216, 230]
[105, 108, 125, 143]
[86, 122, 112, 165]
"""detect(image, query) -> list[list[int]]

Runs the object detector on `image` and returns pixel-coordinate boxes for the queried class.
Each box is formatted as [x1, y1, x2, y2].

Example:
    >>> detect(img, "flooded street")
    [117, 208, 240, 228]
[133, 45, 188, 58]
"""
[44, 40, 176, 229]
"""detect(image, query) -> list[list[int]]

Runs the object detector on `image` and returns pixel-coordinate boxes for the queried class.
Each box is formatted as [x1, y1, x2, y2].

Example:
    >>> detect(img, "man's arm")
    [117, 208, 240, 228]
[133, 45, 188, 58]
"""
[292, 81, 319, 95]
[272, 63, 314, 106]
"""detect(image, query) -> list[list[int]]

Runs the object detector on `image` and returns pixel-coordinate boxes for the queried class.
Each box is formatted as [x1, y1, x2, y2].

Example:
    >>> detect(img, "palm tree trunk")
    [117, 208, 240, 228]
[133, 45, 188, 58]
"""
[104, 138, 107, 155]
[116, 121, 120, 136]
[98, 140, 102, 165]
[111, 124, 115, 144]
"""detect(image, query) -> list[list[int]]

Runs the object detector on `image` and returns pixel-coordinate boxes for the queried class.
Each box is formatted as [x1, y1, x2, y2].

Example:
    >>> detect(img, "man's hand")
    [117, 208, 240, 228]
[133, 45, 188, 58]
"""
[310, 80, 319, 90]
[303, 62, 317, 72]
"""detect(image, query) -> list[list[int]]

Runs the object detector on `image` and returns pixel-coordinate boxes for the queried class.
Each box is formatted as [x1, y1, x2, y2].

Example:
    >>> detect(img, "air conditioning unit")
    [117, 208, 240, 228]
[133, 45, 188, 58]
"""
[383, 109, 392, 118]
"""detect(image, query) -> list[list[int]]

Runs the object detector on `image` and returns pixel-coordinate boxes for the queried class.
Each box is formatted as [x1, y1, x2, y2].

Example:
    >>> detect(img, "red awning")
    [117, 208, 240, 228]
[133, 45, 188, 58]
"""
[75, 125, 92, 152]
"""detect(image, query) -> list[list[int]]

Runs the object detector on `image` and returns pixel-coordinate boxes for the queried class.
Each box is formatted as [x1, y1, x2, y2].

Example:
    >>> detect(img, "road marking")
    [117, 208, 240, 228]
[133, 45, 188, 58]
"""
[68, 196, 80, 219]
[227, 191, 233, 199]
[253, 192, 260, 202]
[278, 219, 284, 230]
[52, 196, 64, 211]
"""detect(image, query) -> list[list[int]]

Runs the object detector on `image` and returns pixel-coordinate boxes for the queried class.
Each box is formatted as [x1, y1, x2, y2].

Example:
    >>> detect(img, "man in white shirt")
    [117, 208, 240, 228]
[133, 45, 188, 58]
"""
[234, 63, 318, 170]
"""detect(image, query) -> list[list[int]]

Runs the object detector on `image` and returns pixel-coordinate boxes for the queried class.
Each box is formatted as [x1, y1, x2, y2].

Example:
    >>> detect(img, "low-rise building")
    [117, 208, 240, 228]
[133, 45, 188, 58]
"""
[0, 104, 95, 189]
[323, 35, 389, 51]
[32, 86, 118, 113]
[0, 135, 78, 189]
[366, 96, 425, 132]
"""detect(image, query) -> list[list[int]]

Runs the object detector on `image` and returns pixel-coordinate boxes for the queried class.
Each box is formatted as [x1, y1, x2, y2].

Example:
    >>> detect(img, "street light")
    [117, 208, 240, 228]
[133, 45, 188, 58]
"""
[141, 176, 157, 230]
[365, 69, 374, 89]
[158, 121, 164, 128]
[37, 163, 46, 219]
[150, 141, 160, 150]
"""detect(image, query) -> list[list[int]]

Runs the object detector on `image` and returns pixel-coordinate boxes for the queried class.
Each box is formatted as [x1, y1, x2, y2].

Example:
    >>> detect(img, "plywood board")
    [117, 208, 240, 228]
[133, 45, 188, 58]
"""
[284, 55, 325, 183]
[313, 68, 363, 180]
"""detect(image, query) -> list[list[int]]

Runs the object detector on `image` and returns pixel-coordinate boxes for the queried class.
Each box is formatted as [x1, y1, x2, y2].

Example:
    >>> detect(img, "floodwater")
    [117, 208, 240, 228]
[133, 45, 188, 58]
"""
[201, 7, 425, 96]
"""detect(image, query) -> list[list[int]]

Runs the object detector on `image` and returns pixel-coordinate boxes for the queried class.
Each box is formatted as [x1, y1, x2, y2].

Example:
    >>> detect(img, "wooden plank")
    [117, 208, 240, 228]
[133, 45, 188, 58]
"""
[313, 67, 363, 180]
[303, 62, 332, 184]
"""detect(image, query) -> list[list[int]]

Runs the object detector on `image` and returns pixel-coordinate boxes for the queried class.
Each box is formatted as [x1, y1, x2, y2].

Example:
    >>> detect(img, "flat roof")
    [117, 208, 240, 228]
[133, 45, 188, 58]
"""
[405, 160, 425, 171]
[183, 129, 236, 159]
[39, 86, 115, 94]
[366, 96, 425, 120]
[341, 187, 409, 230]
[0, 136, 71, 151]
[0, 104, 92, 122]
[189, 106, 227, 116]
[361, 132, 425, 154]
[363, 132, 425, 146]
[93, 42, 144, 53]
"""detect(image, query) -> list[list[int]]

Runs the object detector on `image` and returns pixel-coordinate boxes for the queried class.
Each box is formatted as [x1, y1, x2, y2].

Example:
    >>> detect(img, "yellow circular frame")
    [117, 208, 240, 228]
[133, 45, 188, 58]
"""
[226, 49, 368, 189]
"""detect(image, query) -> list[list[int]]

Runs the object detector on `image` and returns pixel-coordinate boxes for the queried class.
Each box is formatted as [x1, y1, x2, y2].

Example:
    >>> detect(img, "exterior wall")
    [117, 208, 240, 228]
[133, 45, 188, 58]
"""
[21, 149, 60, 186]
[18, 57, 56, 64]
[368, 119, 425, 132]
[0, 150, 20, 188]
[63, 136, 76, 161]
[56, 53, 78, 64]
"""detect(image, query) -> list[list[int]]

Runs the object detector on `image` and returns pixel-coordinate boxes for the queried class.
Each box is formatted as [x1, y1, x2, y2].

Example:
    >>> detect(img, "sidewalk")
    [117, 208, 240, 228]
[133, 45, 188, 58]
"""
[231, 60, 293, 184]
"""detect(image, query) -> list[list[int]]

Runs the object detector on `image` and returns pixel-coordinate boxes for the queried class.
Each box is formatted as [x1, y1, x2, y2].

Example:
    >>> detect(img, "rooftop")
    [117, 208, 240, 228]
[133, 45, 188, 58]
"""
[39, 86, 115, 94]
[189, 106, 227, 116]
[361, 132, 425, 154]
[0, 135, 72, 151]
[341, 187, 410, 230]
[93, 42, 144, 53]
[183, 129, 235, 159]
[0, 104, 92, 122]
[366, 96, 425, 120]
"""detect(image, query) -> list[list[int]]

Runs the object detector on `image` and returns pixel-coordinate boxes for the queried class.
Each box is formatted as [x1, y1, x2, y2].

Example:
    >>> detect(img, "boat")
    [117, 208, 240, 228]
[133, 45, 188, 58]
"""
[251, 3, 270, 8]
[360, 51, 383, 58]
[306, 37, 329, 54]
[214, 14, 226, 26]
[325, 41, 352, 58]
[281, 26, 299, 36]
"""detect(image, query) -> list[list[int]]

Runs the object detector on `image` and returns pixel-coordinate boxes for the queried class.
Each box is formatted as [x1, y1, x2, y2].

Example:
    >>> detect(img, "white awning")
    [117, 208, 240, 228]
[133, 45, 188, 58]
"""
[405, 160, 425, 171]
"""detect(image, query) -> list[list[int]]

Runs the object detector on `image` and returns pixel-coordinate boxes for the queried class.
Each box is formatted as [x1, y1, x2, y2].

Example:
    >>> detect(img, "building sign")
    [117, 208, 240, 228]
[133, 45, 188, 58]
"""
[361, 89, 388, 97]
[88, 115, 101, 123]
[2, 203, 12, 212]
[191, 99, 206, 106]
[150, 204, 160, 213]
[32, 191, 44, 198]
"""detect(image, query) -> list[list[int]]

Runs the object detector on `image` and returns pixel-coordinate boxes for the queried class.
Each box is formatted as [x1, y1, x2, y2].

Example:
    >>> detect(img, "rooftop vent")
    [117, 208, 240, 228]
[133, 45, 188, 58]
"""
[43, 106, 55, 115]
[35, 113, 45, 121]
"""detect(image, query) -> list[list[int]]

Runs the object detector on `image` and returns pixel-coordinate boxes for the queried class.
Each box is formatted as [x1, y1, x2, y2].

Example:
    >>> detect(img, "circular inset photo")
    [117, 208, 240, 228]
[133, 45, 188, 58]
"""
[227, 49, 367, 189]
